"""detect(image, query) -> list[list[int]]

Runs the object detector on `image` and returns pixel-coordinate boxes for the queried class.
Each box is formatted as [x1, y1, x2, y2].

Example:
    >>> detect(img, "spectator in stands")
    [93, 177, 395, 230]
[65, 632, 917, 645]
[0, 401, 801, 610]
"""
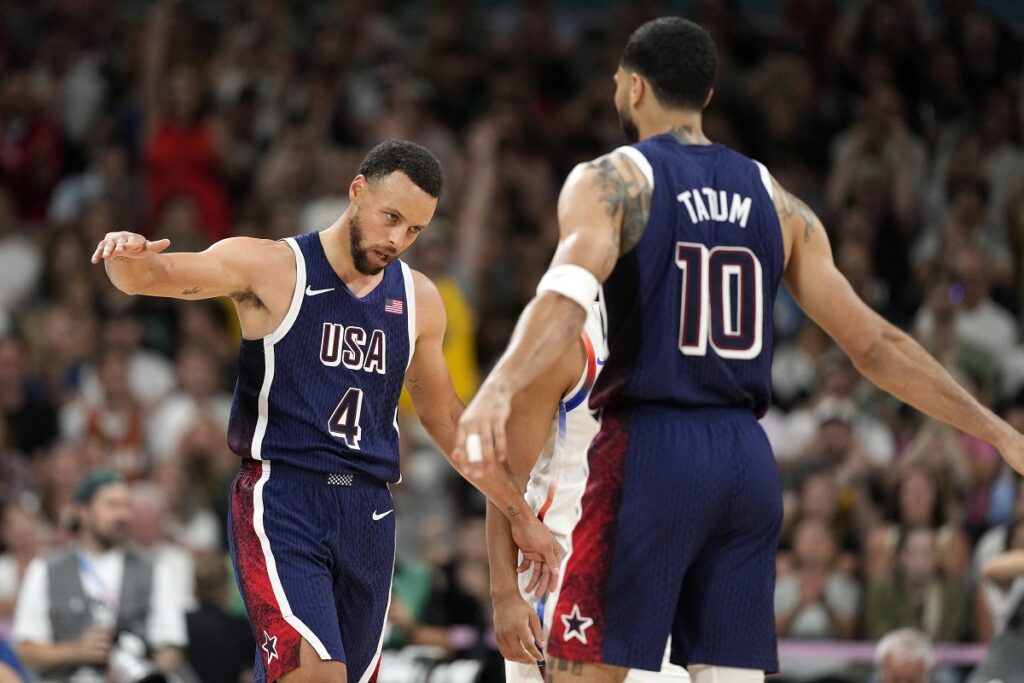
[185, 552, 253, 683]
[865, 526, 968, 642]
[11, 468, 188, 682]
[873, 628, 935, 683]
[0, 501, 50, 618]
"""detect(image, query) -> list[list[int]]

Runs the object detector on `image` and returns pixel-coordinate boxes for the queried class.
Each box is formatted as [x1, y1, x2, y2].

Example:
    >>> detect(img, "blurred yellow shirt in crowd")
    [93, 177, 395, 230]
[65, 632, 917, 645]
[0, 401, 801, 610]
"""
[400, 275, 479, 414]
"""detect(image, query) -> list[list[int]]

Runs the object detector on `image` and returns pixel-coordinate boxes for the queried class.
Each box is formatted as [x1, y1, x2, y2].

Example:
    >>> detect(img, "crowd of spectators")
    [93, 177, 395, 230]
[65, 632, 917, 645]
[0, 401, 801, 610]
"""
[0, 0, 1023, 681]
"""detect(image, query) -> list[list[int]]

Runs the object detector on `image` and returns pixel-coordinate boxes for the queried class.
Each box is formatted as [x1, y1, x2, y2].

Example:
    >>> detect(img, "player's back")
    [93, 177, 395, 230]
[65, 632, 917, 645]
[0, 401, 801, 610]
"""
[592, 135, 783, 416]
[227, 231, 413, 482]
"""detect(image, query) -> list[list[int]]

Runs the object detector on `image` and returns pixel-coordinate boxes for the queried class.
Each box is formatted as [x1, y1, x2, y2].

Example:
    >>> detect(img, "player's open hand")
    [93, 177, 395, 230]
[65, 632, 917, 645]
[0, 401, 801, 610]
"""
[511, 516, 562, 597]
[91, 231, 170, 263]
[492, 591, 545, 665]
[453, 379, 511, 475]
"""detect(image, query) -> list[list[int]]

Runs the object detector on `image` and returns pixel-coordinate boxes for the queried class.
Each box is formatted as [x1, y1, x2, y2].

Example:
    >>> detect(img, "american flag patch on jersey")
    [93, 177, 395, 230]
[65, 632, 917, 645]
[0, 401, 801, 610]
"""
[384, 299, 404, 315]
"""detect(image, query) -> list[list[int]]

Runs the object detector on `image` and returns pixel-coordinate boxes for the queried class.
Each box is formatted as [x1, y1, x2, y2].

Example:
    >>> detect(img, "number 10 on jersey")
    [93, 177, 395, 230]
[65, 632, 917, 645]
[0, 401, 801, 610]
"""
[676, 241, 763, 360]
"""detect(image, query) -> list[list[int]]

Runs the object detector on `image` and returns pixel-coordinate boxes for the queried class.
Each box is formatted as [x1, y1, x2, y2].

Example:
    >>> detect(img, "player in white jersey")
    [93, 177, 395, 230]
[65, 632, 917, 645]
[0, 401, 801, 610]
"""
[487, 305, 689, 683]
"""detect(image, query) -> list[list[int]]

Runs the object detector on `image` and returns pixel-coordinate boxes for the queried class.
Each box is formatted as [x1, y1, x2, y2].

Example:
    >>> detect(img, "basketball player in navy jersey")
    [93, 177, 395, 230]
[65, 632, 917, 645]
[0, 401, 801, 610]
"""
[457, 18, 1024, 683]
[91, 140, 561, 683]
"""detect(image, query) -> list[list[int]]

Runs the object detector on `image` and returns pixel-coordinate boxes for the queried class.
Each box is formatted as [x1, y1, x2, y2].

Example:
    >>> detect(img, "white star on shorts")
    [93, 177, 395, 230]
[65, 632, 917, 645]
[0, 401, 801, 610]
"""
[561, 603, 594, 644]
[262, 630, 279, 665]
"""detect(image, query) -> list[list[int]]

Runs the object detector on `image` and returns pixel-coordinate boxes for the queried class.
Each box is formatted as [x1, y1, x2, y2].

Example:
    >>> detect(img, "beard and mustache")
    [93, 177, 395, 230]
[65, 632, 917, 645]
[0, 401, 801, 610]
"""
[618, 108, 640, 144]
[348, 209, 396, 276]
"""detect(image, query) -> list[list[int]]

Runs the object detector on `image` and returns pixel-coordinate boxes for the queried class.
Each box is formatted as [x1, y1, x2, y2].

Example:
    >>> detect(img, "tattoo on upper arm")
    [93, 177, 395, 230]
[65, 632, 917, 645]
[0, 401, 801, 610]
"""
[586, 151, 652, 262]
[771, 179, 818, 242]
[182, 286, 201, 295]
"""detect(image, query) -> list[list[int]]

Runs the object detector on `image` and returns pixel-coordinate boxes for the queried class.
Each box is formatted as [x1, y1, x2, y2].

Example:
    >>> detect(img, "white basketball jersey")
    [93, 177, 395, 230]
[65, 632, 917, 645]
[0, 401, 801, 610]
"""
[506, 306, 689, 683]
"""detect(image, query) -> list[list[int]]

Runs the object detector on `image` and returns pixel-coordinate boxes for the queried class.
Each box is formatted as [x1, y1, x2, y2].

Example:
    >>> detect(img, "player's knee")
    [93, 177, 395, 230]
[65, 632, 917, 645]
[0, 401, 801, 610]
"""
[278, 660, 347, 683]
[688, 664, 763, 683]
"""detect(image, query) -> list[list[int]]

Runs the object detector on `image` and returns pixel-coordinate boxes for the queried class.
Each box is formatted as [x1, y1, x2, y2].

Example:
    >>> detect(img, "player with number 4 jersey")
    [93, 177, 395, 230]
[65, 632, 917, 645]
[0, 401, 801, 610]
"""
[459, 17, 1024, 683]
[92, 141, 562, 683]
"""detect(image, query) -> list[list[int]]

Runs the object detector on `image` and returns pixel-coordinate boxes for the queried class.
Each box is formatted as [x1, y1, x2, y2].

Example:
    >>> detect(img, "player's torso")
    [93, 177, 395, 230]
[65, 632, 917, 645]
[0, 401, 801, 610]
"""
[228, 231, 414, 483]
[525, 305, 605, 549]
[592, 136, 784, 416]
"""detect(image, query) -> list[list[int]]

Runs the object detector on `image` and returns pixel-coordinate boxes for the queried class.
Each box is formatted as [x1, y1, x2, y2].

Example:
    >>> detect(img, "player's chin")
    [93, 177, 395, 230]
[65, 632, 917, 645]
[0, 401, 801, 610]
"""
[371, 249, 395, 267]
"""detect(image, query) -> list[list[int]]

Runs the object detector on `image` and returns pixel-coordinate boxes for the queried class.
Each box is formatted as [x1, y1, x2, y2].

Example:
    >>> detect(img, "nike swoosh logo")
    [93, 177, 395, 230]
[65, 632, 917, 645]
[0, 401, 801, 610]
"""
[372, 510, 394, 521]
[305, 286, 334, 296]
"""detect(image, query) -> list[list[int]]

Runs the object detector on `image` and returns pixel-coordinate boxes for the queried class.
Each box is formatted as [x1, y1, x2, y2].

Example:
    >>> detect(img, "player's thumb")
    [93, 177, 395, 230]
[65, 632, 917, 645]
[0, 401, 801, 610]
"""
[147, 238, 171, 253]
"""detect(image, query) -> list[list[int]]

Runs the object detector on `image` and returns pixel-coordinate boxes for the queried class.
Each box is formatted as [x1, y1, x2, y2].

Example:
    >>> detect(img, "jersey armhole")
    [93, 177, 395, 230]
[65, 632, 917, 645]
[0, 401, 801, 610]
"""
[613, 146, 654, 189]
[400, 261, 417, 371]
[265, 237, 307, 346]
[561, 331, 597, 412]
[753, 160, 774, 200]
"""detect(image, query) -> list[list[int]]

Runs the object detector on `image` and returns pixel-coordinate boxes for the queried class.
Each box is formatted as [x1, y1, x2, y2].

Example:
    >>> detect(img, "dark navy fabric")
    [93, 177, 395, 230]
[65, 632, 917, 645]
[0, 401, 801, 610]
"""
[227, 459, 394, 682]
[591, 136, 784, 417]
[228, 231, 412, 483]
[549, 406, 782, 672]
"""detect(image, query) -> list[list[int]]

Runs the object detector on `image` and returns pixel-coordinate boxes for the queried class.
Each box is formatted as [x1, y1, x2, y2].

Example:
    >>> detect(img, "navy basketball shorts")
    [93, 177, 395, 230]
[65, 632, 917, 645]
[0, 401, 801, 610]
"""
[228, 459, 395, 683]
[548, 405, 782, 673]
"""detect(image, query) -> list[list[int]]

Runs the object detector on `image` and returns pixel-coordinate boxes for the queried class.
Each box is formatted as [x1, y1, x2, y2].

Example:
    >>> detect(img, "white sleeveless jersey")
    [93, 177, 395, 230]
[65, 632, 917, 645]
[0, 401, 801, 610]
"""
[506, 305, 689, 683]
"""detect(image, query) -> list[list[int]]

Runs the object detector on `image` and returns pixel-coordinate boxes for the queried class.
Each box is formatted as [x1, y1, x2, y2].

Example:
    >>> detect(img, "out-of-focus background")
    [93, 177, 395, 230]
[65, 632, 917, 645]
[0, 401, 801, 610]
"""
[1, 0, 1024, 681]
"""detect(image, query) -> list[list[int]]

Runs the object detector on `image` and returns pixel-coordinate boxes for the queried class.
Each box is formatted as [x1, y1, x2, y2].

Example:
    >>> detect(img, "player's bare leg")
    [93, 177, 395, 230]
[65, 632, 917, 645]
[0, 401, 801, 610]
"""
[278, 639, 348, 683]
[545, 657, 628, 683]
[688, 664, 764, 682]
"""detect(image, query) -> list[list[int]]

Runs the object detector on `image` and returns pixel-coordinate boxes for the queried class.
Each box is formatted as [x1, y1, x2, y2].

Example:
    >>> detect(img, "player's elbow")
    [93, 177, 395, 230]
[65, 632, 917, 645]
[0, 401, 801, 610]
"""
[844, 321, 892, 380]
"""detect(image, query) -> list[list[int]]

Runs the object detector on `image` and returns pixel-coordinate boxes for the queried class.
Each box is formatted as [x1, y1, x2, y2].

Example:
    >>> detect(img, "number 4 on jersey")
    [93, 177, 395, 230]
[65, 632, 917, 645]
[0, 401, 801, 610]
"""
[328, 388, 363, 449]
[676, 241, 763, 360]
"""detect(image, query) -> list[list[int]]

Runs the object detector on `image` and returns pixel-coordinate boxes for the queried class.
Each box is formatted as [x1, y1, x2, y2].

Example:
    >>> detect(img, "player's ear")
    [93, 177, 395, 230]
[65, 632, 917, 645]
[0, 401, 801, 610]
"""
[630, 72, 645, 109]
[350, 175, 367, 202]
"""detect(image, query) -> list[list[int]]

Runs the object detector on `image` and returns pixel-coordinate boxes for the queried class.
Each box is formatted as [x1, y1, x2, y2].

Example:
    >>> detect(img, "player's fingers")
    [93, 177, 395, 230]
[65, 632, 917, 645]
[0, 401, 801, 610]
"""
[517, 557, 532, 573]
[492, 419, 508, 465]
[147, 237, 171, 253]
[521, 627, 544, 661]
[534, 563, 551, 598]
[477, 422, 496, 467]
[525, 563, 544, 596]
[90, 241, 105, 263]
[529, 610, 544, 644]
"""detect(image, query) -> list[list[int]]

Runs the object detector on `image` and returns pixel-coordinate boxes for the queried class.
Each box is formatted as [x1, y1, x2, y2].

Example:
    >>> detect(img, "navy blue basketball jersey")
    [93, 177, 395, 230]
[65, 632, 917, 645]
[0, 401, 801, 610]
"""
[228, 231, 414, 483]
[591, 136, 784, 416]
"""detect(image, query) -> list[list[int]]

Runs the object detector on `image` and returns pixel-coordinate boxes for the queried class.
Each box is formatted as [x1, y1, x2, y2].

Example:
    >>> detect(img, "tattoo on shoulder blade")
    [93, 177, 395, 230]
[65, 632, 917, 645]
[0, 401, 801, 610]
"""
[771, 179, 818, 242]
[182, 286, 201, 295]
[586, 151, 652, 260]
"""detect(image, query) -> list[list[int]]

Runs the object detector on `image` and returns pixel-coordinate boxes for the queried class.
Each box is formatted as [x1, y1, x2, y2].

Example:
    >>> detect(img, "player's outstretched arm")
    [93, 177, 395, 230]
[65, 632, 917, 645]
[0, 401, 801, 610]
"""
[455, 150, 647, 465]
[405, 271, 563, 591]
[487, 355, 578, 663]
[776, 179, 1024, 473]
[91, 230, 280, 301]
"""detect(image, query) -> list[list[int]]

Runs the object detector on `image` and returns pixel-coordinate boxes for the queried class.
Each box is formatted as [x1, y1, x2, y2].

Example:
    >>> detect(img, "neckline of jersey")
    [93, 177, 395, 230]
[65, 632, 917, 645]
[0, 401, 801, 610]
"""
[313, 231, 391, 303]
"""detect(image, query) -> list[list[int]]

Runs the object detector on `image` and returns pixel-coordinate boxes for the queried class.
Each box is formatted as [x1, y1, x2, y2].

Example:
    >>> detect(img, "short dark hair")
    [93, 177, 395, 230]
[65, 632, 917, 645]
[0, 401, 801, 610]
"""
[358, 140, 443, 198]
[621, 17, 717, 111]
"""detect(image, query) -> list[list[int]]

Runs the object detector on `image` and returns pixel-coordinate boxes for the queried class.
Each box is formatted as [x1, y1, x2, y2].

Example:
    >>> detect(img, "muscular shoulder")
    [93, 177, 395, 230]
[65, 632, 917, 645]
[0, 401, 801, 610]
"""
[564, 148, 652, 256]
[217, 237, 294, 310]
[767, 174, 823, 268]
[409, 268, 446, 341]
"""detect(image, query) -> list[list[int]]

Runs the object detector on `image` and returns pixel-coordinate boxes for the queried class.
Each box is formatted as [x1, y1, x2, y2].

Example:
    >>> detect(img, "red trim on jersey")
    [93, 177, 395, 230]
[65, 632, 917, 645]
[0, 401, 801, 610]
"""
[230, 461, 303, 680]
[548, 412, 629, 662]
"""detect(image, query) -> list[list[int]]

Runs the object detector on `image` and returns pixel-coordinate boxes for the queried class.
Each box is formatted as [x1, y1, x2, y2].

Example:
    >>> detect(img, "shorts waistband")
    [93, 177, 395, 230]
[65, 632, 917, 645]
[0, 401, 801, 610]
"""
[239, 458, 387, 489]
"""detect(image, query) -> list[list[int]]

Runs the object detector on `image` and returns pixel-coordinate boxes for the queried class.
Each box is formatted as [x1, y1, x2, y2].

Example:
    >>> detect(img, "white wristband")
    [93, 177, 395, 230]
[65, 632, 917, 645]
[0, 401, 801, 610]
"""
[536, 264, 600, 312]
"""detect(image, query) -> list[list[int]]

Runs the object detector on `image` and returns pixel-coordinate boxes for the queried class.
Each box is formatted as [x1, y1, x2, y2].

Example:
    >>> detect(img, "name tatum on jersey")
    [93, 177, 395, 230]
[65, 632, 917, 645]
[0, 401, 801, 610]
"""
[320, 322, 387, 374]
[676, 187, 753, 228]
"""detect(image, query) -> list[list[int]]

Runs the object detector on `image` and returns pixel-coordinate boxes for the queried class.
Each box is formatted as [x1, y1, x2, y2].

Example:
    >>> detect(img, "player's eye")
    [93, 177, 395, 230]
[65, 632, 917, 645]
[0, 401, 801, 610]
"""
[409, 226, 422, 234]
[386, 213, 399, 223]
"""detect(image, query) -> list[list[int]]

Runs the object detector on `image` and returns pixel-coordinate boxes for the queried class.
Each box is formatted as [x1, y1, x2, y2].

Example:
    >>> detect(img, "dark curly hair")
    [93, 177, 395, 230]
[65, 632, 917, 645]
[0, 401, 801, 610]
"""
[357, 139, 443, 198]
[621, 17, 717, 111]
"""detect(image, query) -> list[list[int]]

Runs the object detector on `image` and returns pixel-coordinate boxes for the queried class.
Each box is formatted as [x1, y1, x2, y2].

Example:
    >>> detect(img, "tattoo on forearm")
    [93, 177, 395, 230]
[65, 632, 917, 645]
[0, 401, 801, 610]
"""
[586, 151, 652, 260]
[182, 286, 201, 295]
[406, 376, 423, 393]
[506, 504, 520, 518]
[772, 180, 818, 242]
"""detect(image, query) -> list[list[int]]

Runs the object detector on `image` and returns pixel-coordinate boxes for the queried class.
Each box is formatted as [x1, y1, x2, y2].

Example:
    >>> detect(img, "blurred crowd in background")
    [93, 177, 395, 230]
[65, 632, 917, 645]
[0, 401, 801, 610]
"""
[0, 0, 1023, 681]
